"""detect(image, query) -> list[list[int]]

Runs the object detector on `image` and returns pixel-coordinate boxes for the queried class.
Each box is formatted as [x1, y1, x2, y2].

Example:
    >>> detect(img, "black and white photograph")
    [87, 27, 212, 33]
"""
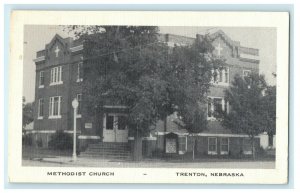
[8, 11, 289, 184]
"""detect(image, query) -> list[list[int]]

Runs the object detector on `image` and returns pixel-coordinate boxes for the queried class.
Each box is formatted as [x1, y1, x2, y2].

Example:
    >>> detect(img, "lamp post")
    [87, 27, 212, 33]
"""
[72, 98, 79, 161]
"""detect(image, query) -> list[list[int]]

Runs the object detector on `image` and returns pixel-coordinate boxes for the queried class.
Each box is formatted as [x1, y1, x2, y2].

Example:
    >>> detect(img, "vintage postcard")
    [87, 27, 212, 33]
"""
[8, 11, 289, 184]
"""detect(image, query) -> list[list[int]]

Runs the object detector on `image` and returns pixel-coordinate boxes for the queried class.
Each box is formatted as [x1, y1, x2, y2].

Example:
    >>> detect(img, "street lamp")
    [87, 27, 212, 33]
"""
[72, 98, 79, 161]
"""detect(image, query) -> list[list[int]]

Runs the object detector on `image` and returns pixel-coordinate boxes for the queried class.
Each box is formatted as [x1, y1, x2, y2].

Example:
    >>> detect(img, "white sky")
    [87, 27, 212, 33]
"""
[23, 26, 276, 103]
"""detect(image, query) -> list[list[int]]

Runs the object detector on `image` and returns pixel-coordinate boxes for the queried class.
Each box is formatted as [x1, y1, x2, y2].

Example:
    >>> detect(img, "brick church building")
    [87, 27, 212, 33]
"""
[31, 29, 261, 159]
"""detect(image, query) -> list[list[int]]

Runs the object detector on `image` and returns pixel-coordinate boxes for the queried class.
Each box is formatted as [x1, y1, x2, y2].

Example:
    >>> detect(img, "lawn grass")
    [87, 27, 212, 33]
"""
[22, 145, 72, 160]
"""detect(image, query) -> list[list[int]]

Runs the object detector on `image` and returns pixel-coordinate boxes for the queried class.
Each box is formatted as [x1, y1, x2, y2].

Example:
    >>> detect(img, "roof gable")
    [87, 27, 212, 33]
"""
[209, 30, 240, 49]
[46, 34, 68, 51]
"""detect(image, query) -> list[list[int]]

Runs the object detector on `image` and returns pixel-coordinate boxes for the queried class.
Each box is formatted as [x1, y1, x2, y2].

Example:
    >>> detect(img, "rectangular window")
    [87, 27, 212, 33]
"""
[50, 66, 63, 85]
[243, 138, 253, 155]
[178, 136, 187, 154]
[118, 116, 127, 130]
[208, 137, 217, 155]
[106, 115, 114, 130]
[49, 96, 61, 118]
[38, 98, 44, 119]
[224, 67, 229, 83]
[211, 67, 229, 85]
[208, 97, 227, 119]
[76, 94, 82, 116]
[214, 98, 223, 118]
[39, 71, 44, 88]
[208, 97, 212, 118]
[220, 138, 229, 155]
[77, 62, 83, 82]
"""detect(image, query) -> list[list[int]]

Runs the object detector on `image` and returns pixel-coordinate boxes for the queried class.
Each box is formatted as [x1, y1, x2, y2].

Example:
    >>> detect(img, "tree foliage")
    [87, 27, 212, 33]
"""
[22, 97, 34, 130]
[221, 73, 273, 138]
[261, 86, 276, 136]
[48, 130, 73, 150]
[168, 40, 223, 133]
[65, 25, 223, 135]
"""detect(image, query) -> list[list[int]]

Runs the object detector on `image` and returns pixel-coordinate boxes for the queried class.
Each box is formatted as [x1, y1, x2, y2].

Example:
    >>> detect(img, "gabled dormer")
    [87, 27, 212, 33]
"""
[44, 34, 72, 65]
[208, 30, 240, 59]
[208, 30, 259, 63]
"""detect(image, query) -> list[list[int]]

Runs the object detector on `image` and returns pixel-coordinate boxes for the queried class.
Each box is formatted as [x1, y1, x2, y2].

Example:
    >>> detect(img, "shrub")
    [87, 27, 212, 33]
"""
[22, 134, 32, 146]
[256, 146, 267, 157]
[151, 149, 164, 158]
[48, 130, 73, 150]
[36, 138, 43, 148]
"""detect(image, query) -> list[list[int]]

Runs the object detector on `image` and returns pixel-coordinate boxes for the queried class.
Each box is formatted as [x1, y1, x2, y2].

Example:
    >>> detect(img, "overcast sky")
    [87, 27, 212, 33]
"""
[23, 25, 276, 103]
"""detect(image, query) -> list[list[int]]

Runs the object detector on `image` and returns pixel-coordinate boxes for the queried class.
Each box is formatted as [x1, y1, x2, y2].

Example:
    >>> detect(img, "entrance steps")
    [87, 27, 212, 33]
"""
[80, 142, 131, 160]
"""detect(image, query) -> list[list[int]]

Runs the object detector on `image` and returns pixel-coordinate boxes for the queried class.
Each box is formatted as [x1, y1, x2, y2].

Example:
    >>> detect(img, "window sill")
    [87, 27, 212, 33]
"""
[38, 85, 44, 89]
[243, 151, 253, 155]
[76, 114, 82, 118]
[37, 116, 43, 120]
[49, 81, 63, 86]
[211, 82, 229, 87]
[207, 116, 225, 121]
[76, 78, 83, 83]
[220, 151, 229, 155]
[208, 151, 218, 155]
[49, 115, 62, 119]
[207, 117, 215, 121]
[207, 117, 220, 121]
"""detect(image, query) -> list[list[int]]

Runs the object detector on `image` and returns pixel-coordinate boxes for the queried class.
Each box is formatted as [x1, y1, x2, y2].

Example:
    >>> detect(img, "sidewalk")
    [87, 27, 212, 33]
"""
[24, 156, 275, 169]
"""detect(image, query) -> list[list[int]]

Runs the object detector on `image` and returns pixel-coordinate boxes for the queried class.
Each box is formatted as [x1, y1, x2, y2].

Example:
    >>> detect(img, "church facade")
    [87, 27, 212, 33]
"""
[31, 30, 261, 158]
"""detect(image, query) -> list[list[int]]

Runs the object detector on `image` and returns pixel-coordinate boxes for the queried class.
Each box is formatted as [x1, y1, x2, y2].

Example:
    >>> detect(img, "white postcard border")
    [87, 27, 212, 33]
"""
[8, 11, 289, 184]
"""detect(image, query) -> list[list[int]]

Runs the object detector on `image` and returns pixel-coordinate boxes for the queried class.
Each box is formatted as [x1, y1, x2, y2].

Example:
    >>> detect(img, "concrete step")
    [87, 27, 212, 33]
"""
[83, 150, 130, 155]
[80, 142, 132, 160]
[88, 147, 130, 151]
[90, 142, 128, 147]
[89, 144, 129, 149]
[80, 151, 130, 155]
[79, 153, 131, 159]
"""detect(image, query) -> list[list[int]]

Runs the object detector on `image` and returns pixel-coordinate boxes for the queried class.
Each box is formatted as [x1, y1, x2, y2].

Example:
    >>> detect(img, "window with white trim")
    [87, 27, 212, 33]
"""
[243, 138, 253, 155]
[220, 138, 229, 155]
[49, 96, 61, 118]
[207, 97, 229, 120]
[77, 62, 83, 82]
[39, 71, 44, 88]
[118, 116, 127, 130]
[178, 136, 187, 154]
[106, 115, 114, 130]
[38, 98, 44, 119]
[105, 114, 128, 131]
[76, 94, 82, 117]
[211, 67, 229, 85]
[208, 137, 217, 155]
[50, 66, 63, 85]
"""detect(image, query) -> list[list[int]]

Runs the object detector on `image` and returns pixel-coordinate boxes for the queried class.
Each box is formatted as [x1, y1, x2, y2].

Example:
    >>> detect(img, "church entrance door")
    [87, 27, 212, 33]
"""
[103, 114, 128, 142]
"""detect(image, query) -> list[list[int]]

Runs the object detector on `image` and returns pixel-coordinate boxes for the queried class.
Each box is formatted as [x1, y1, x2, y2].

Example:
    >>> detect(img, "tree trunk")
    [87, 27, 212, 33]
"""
[163, 116, 167, 153]
[192, 138, 196, 160]
[252, 137, 256, 160]
[192, 144, 195, 160]
[163, 116, 167, 142]
[133, 129, 143, 161]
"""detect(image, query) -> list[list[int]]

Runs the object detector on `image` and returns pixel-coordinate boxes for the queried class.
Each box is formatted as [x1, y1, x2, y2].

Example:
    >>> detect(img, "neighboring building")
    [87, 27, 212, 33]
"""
[31, 30, 261, 158]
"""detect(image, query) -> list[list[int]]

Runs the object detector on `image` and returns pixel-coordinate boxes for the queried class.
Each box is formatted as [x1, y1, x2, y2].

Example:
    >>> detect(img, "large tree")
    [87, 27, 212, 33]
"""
[22, 97, 34, 131]
[221, 73, 269, 158]
[168, 40, 225, 134]
[261, 85, 276, 144]
[66, 26, 221, 160]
